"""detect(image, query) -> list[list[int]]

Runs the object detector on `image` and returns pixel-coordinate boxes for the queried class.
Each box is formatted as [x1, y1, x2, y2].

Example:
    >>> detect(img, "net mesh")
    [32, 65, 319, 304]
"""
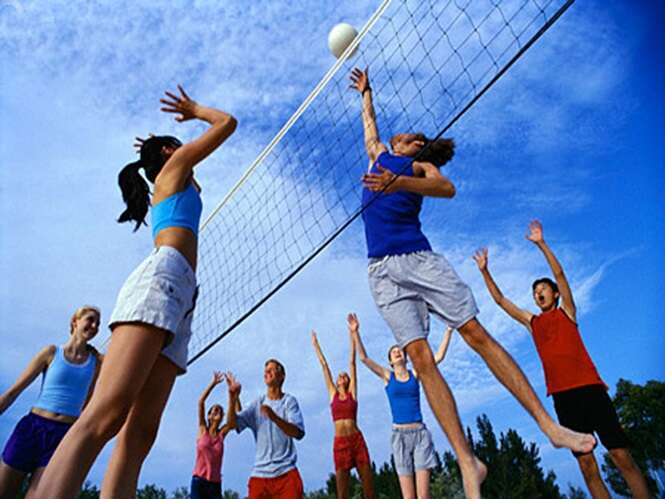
[189, 0, 574, 363]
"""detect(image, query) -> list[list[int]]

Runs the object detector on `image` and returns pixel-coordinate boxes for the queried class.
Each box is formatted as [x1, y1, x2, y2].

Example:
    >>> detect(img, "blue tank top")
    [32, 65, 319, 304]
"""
[34, 346, 97, 417]
[361, 152, 432, 258]
[151, 182, 203, 239]
[385, 370, 423, 424]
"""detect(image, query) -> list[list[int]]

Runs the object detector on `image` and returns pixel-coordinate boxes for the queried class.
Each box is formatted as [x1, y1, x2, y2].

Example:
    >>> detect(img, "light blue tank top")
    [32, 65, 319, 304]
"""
[385, 370, 423, 424]
[34, 346, 97, 417]
[151, 182, 203, 239]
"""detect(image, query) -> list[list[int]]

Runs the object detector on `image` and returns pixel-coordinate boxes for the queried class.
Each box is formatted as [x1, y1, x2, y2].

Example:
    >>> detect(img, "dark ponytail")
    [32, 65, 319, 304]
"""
[116, 135, 182, 232]
[415, 133, 455, 167]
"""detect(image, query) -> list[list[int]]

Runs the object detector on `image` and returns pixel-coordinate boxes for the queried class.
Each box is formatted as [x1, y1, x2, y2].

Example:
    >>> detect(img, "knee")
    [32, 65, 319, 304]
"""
[406, 342, 436, 375]
[458, 320, 490, 351]
[79, 397, 132, 442]
[117, 416, 160, 456]
[609, 449, 636, 472]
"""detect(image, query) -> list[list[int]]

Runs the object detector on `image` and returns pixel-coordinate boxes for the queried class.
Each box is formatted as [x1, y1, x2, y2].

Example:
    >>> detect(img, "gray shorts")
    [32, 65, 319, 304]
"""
[109, 246, 197, 374]
[368, 251, 478, 348]
[391, 423, 437, 476]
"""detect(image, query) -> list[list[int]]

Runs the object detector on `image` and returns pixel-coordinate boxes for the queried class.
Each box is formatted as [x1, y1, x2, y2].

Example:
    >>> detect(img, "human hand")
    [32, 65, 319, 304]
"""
[133, 133, 155, 153]
[260, 405, 276, 421]
[362, 164, 399, 193]
[347, 313, 359, 334]
[160, 85, 198, 122]
[526, 220, 544, 244]
[226, 372, 241, 397]
[472, 248, 488, 271]
[311, 331, 319, 347]
[212, 371, 224, 385]
[349, 67, 370, 93]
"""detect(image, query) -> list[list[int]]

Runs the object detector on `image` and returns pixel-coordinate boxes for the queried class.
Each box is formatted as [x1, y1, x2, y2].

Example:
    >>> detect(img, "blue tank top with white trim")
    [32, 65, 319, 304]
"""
[34, 346, 97, 417]
[151, 182, 202, 239]
[385, 370, 423, 424]
[361, 152, 431, 258]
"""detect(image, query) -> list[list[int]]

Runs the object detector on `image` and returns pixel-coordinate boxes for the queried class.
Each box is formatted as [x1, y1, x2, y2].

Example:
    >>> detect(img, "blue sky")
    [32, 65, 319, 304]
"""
[1, 0, 663, 496]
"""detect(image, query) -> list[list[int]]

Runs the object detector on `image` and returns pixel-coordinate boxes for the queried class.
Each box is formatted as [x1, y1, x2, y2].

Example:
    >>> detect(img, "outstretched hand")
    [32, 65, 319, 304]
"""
[349, 67, 370, 93]
[211, 370, 225, 385]
[473, 248, 488, 271]
[160, 85, 198, 122]
[311, 331, 319, 347]
[226, 372, 241, 397]
[526, 220, 544, 244]
[362, 164, 399, 193]
[347, 313, 359, 334]
[133, 133, 155, 153]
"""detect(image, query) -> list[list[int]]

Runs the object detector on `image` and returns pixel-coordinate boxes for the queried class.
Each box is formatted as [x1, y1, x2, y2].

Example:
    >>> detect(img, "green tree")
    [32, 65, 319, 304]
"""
[565, 484, 587, 499]
[601, 378, 665, 497]
[170, 486, 189, 499]
[222, 490, 241, 499]
[136, 483, 167, 499]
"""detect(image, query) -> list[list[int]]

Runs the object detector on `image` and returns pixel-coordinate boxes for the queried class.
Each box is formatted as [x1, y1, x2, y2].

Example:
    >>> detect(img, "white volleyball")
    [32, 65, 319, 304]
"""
[328, 23, 359, 59]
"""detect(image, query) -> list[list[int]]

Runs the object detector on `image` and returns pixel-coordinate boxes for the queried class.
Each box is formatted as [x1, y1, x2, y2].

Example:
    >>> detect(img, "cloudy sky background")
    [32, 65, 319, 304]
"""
[1, 0, 664, 496]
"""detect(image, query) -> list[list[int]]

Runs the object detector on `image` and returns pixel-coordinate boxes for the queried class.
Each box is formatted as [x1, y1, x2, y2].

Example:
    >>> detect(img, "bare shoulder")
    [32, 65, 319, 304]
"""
[412, 160, 439, 177]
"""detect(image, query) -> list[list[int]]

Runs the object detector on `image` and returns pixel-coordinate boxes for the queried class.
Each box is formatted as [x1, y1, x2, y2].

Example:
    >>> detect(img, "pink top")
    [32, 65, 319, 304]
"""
[193, 431, 224, 483]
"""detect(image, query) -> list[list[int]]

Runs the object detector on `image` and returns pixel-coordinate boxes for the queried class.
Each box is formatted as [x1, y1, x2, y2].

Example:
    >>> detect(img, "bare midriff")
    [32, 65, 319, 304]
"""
[334, 418, 361, 437]
[155, 227, 198, 271]
[31, 407, 77, 424]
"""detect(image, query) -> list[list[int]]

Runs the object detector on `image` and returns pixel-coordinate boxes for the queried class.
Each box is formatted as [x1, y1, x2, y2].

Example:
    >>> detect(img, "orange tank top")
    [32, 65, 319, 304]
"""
[530, 308, 606, 396]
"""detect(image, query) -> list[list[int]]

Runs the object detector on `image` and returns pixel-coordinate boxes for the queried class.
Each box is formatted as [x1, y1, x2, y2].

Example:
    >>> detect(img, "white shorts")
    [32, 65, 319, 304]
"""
[109, 246, 197, 374]
[368, 250, 478, 348]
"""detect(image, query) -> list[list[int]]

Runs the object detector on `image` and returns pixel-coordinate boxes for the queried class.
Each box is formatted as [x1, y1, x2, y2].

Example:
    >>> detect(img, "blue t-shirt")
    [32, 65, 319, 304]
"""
[361, 152, 432, 258]
[236, 393, 305, 478]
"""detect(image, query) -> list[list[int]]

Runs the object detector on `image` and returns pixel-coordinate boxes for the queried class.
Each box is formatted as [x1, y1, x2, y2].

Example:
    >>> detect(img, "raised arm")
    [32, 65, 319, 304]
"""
[349, 315, 391, 383]
[311, 331, 337, 400]
[0, 345, 55, 415]
[362, 160, 455, 198]
[346, 314, 358, 400]
[473, 248, 534, 329]
[527, 221, 576, 320]
[350, 68, 387, 164]
[198, 371, 224, 436]
[434, 327, 454, 364]
[159, 85, 237, 180]
[224, 372, 241, 431]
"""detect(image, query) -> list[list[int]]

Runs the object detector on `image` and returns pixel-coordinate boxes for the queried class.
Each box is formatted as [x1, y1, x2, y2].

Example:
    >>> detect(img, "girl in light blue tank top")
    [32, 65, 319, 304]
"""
[32, 87, 238, 499]
[0, 306, 101, 497]
[351, 315, 453, 499]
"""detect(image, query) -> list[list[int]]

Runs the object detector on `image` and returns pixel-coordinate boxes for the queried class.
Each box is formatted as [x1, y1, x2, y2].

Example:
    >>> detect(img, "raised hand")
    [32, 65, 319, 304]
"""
[472, 248, 488, 271]
[311, 331, 319, 347]
[349, 67, 370, 93]
[362, 164, 399, 193]
[133, 133, 155, 153]
[527, 220, 544, 244]
[160, 85, 198, 122]
[212, 370, 224, 385]
[347, 313, 359, 334]
[226, 372, 241, 397]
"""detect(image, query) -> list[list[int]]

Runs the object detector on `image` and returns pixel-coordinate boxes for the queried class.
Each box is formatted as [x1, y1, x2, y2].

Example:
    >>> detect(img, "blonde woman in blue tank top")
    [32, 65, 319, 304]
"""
[0, 305, 101, 498]
[30, 87, 237, 499]
[351, 315, 452, 499]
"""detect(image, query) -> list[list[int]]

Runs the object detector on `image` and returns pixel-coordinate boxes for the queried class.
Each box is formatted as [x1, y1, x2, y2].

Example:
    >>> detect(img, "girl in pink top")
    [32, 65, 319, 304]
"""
[192, 371, 238, 499]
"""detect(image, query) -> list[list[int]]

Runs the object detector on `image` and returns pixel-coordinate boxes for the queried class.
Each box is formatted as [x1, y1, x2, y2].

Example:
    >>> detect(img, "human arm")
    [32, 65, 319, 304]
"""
[260, 397, 305, 440]
[198, 371, 224, 436]
[349, 315, 391, 383]
[350, 68, 388, 164]
[159, 85, 238, 180]
[526, 220, 576, 320]
[0, 346, 55, 415]
[311, 332, 336, 400]
[434, 327, 454, 364]
[223, 372, 242, 432]
[473, 248, 534, 329]
[347, 313, 358, 400]
[362, 161, 455, 198]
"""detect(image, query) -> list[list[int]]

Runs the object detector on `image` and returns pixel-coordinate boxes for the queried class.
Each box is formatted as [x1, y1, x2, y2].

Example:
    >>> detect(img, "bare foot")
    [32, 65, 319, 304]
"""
[459, 456, 486, 499]
[548, 423, 596, 454]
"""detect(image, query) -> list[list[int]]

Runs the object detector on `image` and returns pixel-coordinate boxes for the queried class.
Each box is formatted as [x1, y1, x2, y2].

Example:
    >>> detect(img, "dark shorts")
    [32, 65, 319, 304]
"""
[191, 475, 222, 499]
[1, 412, 72, 473]
[552, 384, 629, 457]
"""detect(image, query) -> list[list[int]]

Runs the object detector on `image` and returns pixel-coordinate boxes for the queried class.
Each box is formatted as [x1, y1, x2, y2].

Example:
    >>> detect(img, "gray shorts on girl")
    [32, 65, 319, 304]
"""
[368, 250, 478, 348]
[391, 423, 437, 475]
[109, 246, 197, 374]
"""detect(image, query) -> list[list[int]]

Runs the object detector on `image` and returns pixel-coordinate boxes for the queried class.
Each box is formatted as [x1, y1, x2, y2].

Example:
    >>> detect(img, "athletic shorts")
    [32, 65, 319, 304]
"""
[191, 475, 222, 499]
[248, 468, 303, 499]
[109, 245, 197, 374]
[368, 251, 478, 348]
[391, 423, 437, 476]
[552, 384, 630, 457]
[333, 431, 371, 471]
[1, 412, 72, 473]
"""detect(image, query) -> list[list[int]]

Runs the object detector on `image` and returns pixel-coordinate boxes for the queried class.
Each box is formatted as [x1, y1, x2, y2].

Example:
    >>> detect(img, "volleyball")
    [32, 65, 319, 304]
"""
[328, 23, 359, 59]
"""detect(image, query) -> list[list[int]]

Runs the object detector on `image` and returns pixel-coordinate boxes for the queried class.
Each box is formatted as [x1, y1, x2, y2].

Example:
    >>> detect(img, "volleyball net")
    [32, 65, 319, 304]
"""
[188, 0, 575, 364]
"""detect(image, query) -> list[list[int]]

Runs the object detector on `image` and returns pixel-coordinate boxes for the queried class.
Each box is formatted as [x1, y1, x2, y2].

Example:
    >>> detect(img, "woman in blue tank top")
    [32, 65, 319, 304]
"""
[350, 68, 596, 498]
[31, 87, 238, 499]
[350, 314, 452, 499]
[0, 305, 101, 498]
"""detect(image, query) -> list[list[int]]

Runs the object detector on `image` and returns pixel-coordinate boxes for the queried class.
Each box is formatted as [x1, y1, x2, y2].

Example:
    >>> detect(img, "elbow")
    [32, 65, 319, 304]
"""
[295, 429, 305, 440]
[445, 184, 456, 198]
[225, 115, 238, 134]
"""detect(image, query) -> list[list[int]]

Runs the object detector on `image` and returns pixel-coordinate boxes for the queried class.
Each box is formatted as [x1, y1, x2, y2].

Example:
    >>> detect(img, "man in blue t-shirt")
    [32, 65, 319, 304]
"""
[227, 359, 305, 499]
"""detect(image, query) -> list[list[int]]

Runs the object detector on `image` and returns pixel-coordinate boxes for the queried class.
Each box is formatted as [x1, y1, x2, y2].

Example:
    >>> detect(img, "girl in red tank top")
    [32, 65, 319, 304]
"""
[311, 314, 374, 499]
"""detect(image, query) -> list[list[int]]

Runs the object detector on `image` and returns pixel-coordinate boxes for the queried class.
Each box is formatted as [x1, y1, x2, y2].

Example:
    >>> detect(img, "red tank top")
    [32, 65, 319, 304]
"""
[530, 308, 606, 396]
[330, 392, 358, 422]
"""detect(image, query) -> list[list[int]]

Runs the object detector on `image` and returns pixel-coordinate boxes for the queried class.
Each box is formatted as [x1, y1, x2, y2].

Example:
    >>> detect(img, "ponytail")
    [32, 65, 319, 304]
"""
[117, 160, 150, 231]
[416, 133, 455, 167]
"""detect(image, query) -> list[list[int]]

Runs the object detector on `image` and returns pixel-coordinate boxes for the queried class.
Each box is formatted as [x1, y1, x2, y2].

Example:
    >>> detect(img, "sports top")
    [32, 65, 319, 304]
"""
[330, 392, 358, 422]
[385, 370, 423, 424]
[151, 182, 202, 239]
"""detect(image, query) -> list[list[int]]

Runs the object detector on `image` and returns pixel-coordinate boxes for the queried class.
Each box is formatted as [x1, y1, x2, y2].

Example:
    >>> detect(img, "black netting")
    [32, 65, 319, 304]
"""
[189, 0, 574, 364]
